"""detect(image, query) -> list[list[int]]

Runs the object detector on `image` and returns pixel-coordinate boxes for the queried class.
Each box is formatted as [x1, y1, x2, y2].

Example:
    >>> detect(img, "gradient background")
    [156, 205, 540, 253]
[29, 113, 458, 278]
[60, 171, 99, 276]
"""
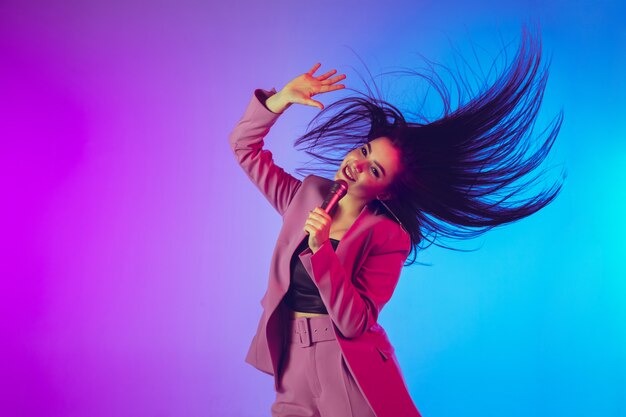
[1, 0, 625, 416]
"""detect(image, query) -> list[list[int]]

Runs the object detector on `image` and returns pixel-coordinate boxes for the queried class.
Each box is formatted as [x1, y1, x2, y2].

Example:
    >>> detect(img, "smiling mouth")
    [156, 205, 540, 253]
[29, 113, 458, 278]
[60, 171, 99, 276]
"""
[343, 165, 356, 182]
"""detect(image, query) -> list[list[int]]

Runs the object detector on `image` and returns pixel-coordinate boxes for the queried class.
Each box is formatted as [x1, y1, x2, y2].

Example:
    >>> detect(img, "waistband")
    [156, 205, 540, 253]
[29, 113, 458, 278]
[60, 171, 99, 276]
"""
[287, 315, 335, 347]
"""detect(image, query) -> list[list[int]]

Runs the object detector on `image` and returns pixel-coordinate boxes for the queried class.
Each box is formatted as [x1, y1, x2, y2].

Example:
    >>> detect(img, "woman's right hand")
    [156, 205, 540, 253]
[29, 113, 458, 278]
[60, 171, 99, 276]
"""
[266, 63, 346, 113]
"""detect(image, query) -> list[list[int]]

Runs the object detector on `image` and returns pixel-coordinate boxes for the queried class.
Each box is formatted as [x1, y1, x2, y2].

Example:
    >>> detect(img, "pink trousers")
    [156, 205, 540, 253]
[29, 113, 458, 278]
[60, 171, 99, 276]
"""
[271, 315, 376, 417]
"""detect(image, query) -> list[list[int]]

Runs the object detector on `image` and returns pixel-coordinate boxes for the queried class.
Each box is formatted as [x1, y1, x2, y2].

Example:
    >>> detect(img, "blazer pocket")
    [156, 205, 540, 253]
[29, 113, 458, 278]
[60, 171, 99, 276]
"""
[374, 343, 395, 362]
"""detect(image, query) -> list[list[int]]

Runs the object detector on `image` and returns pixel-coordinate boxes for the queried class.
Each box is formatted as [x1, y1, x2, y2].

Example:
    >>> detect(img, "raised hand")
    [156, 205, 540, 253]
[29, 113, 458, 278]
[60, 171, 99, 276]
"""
[266, 63, 346, 113]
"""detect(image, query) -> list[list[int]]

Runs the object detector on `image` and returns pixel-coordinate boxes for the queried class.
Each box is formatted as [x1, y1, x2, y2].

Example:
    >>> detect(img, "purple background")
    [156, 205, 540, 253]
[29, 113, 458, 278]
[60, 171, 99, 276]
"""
[1, 1, 624, 416]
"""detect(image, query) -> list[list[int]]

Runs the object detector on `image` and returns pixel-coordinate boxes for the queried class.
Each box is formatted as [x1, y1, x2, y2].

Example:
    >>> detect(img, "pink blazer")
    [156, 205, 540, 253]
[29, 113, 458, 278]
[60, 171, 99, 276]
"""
[229, 88, 422, 417]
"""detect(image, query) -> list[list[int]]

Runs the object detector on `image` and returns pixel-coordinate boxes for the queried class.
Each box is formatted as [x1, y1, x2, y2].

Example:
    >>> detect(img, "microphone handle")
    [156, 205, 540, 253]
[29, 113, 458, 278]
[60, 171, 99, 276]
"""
[320, 180, 348, 214]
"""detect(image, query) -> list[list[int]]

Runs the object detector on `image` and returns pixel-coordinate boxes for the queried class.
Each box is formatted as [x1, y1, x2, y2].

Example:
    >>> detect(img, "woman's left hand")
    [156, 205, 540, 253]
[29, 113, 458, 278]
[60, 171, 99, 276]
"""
[303, 207, 332, 253]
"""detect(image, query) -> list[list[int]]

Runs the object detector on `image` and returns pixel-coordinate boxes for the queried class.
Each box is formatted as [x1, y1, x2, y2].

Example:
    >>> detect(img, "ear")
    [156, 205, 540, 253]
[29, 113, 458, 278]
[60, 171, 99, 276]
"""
[377, 192, 392, 201]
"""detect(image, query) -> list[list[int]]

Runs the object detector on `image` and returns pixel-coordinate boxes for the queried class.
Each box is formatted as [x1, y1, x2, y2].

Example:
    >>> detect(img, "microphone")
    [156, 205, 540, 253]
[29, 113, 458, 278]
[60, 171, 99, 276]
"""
[320, 179, 349, 214]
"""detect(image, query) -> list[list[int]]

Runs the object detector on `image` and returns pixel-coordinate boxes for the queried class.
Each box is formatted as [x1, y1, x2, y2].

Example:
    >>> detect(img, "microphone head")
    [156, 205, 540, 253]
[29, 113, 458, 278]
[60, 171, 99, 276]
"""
[331, 179, 349, 196]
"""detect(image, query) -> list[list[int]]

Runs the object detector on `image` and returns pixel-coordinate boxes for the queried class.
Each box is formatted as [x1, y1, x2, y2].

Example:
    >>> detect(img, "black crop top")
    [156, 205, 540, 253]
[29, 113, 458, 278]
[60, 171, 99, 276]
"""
[283, 236, 340, 314]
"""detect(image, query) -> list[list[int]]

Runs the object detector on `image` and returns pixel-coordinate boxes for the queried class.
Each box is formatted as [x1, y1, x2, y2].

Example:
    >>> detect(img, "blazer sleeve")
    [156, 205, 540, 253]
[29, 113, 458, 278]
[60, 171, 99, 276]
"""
[298, 224, 411, 339]
[228, 88, 303, 216]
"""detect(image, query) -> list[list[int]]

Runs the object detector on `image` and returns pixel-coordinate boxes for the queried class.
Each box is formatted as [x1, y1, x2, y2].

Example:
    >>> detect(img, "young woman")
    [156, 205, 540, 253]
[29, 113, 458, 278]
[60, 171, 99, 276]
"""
[229, 27, 563, 417]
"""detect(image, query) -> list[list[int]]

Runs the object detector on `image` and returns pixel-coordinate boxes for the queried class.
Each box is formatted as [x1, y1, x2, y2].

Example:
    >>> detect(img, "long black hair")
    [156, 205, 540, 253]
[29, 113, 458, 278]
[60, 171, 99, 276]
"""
[294, 26, 565, 267]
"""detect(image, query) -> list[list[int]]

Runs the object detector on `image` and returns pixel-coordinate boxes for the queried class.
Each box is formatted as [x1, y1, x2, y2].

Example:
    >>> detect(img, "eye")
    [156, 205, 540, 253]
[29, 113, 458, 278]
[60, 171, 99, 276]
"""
[361, 146, 380, 178]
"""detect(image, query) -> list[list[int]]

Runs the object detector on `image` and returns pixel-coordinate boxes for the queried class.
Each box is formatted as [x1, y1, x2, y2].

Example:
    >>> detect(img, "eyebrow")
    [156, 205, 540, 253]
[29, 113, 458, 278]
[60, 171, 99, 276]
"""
[366, 142, 387, 177]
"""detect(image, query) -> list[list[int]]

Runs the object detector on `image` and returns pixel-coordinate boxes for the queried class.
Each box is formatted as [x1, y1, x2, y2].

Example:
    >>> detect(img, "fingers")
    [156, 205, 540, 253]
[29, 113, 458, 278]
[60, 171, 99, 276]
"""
[303, 220, 323, 235]
[316, 69, 337, 80]
[307, 62, 322, 75]
[320, 74, 347, 85]
[294, 96, 324, 110]
[305, 217, 325, 229]
[308, 99, 324, 110]
[305, 207, 331, 228]
[308, 207, 330, 221]
[318, 84, 346, 93]
[318, 73, 346, 96]
[303, 208, 331, 252]
[308, 63, 347, 84]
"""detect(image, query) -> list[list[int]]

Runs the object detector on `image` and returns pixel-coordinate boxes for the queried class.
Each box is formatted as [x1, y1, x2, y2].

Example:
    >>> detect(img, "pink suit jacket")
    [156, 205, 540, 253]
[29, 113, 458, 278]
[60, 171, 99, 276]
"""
[229, 88, 422, 417]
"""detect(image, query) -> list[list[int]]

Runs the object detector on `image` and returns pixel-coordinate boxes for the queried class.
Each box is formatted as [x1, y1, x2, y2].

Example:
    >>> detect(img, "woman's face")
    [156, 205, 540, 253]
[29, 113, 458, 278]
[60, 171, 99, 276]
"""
[334, 136, 402, 203]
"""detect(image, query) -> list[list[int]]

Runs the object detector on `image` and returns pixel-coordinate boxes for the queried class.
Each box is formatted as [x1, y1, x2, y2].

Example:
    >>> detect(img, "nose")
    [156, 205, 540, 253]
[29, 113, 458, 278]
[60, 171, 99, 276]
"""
[353, 159, 366, 172]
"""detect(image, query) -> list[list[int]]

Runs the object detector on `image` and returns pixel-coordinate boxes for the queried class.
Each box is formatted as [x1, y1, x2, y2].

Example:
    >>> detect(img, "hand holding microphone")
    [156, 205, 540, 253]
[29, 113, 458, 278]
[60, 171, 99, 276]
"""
[303, 180, 348, 253]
